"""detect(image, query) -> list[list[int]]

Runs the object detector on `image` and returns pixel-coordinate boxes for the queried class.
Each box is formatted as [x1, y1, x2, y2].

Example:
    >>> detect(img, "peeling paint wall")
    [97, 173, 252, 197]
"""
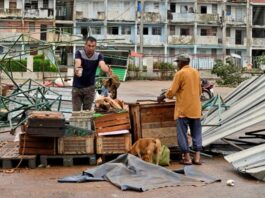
[107, 1, 135, 21]
[168, 36, 194, 44]
[196, 36, 218, 45]
[252, 38, 265, 47]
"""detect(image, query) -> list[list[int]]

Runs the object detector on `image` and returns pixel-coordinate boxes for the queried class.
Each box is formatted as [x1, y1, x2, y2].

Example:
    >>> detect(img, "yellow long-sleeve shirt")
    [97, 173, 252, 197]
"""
[166, 65, 201, 120]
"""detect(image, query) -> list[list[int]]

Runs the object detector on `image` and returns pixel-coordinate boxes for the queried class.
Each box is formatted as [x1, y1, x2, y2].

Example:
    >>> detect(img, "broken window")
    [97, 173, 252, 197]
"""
[201, 6, 207, 14]
[226, 28, 231, 37]
[29, 22, 35, 32]
[91, 27, 101, 35]
[143, 27, 149, 35]
[152, 27, 161, 35]
[107, 26, 119, 35]
[122, 26, 131, 35]
[169, 26, 175, 35]
[252, 29, 265, 38]
[253, 6, 265, 26]
[235, 30, 243, 45]
[170, 3, 176, 13]
[180, 28, 190, 36]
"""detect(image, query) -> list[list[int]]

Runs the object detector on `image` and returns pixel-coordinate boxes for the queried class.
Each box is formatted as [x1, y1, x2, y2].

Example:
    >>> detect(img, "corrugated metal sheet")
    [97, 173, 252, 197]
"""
[225, 143, 265, 181]
[202, 74, 265, 146]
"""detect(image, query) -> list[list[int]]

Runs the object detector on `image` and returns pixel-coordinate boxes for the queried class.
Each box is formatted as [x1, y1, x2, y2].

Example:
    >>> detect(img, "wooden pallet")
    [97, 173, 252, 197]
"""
[0, 141, 36, 169]
[40, 154, 96, 167]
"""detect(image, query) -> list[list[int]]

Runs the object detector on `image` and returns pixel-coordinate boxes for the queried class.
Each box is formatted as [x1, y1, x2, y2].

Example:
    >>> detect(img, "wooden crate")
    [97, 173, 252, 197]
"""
[96, 133, 131, 154]
[19, 133, 57, 155]
[58, 135, 94, 154]
[129, 101, 178, 147]
[93, 112, 130, 134]
[69, 111, 93, 130]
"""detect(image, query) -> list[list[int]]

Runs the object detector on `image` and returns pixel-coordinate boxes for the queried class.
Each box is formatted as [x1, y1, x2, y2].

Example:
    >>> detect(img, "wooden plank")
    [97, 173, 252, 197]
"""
[141, 121, 176, 129]
[19, 142, 55, 149]
[94, 112, 129, 123]
[142, 127, 178, 147]
[95, 118, 129, 128]
[19, 148, 56, 155]
[96, 124, 131, 133]
[130, 105, 141, 141]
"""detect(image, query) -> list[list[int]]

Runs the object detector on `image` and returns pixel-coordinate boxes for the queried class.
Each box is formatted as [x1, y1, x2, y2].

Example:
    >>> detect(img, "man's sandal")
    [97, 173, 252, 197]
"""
[192, 159, 202, 165]
[179, 159, 192, 165]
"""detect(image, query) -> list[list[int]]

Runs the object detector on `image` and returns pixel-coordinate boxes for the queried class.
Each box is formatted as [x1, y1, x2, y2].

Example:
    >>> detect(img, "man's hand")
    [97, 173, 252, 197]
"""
[157, 94, 166, 103]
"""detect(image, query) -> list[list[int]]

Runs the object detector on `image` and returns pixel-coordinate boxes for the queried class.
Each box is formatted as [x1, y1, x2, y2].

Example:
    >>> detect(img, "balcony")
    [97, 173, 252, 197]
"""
[226, 15, 247, 24]
[106, 35, 132, 44]
[170, 13, 195, 23]
[225, 37, 247, 46]
[144, 12, 162, 23]
[168, 35, 194, 45]
[137, 35, 163, 45]
[24, 9, 54, 19]
[0, 32, 21, 42]
[252, 38, 265, 47]
[196, 36, 219, 45]
[0, 8, 22, 18]
[196, 14, 220, 24]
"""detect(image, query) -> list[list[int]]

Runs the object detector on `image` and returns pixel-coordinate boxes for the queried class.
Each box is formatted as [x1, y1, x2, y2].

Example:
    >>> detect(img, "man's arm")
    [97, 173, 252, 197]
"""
[74, 58, 82, 77]
[165, 72, 181, 99]
[99, 60, 112, 76]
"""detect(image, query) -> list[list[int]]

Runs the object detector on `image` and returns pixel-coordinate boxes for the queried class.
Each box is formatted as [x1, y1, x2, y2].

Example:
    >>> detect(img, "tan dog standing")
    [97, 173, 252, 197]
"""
[129, 138, 161, 165]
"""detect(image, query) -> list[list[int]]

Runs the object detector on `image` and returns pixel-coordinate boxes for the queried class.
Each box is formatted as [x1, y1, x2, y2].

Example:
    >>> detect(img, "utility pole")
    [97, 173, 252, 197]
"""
[139, 0, 144, 70]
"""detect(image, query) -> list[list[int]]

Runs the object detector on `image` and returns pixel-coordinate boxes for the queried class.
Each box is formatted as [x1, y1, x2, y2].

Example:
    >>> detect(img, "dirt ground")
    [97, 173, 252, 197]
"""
[0, 80, 264, 198]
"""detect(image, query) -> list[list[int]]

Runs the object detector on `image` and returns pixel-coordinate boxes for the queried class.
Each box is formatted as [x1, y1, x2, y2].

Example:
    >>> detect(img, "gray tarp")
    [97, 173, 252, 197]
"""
[58, 154, 220, 192]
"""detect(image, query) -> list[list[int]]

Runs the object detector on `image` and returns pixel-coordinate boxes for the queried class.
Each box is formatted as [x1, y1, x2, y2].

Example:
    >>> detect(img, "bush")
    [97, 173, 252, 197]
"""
[212, 59, 247, 87]
[1, 59, 27, 72]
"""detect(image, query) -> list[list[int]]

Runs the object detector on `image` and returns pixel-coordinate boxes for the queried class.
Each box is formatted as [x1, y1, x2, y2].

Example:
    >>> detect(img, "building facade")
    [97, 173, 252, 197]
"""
[0, 0, 265, 69]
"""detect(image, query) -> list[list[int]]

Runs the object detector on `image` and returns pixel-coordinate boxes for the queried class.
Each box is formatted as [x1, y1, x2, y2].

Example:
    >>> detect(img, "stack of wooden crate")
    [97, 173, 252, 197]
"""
[19, 111, 65, 155]
[58, 111, 94, 155]
[93, 112, 132, 154]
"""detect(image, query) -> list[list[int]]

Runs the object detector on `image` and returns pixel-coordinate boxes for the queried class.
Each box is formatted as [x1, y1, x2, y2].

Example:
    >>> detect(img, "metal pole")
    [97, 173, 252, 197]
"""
[139, 0, 144, 70]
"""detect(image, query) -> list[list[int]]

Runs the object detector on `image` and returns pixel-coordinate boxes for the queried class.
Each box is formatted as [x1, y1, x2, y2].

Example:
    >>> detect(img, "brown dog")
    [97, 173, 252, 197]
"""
[129, 138, 161, 165]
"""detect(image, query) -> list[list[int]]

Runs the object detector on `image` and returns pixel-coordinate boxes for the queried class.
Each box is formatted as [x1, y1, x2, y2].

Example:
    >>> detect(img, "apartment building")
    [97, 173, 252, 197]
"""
[0, 0, 264, 69]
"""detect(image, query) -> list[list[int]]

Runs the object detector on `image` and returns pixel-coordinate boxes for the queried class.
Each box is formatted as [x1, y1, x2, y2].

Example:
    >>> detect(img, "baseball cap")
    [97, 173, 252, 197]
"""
[174, 54, 190, 62]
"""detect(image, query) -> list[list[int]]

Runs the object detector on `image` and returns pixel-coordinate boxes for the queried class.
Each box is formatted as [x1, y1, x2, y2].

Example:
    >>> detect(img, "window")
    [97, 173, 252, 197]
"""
[122, 26, 131, 35]
[180, 28, 190, 36]
[143, 27, 149, 35]
[154, 3, 159, 9]
[107, 26, 119, 35]
[201, 29, 207, 36]
[9, 0, 16, 9]
[0, 46, 3, 54]
[31, 1, 38, 9]
[169, 26, 175, 35]
[212, 4, 217, 14]
[201, 6, 207, 14]
[81, 27, 88, 40]
[40, 24, 47, 41]
[0, 0, 4, 9]
[152, 27, 161, 35]
[30, 46, 38, 55]
[29, 22, 35, 32]
[226, 28, 231, 37]
[91, 27, 101, 35]
[43, 0, 48, 9]
[227, 6, 231, 15]
[211, 49, 217, 57]
[170, 3, 176, 13]
[180, 5, 188, 13]
[226, 49, 230, 55]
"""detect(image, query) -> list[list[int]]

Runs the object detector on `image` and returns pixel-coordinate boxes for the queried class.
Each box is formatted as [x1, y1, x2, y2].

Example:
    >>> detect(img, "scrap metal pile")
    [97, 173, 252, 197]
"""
[202, 74, 265, 181]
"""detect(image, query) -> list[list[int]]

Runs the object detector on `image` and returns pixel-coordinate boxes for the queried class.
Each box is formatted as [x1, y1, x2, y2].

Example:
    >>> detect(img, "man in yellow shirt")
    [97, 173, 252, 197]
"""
[158, 54, 202, 165]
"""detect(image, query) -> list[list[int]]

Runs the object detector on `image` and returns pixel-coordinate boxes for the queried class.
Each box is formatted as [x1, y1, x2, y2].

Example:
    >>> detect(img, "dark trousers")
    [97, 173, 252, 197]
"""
[72, 86, 95, 111]
[176, 118, 202, 153]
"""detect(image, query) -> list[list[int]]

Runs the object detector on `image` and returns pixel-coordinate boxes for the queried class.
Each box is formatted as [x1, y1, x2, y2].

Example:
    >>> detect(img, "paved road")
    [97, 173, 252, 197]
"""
[1, 81, 264, 198]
